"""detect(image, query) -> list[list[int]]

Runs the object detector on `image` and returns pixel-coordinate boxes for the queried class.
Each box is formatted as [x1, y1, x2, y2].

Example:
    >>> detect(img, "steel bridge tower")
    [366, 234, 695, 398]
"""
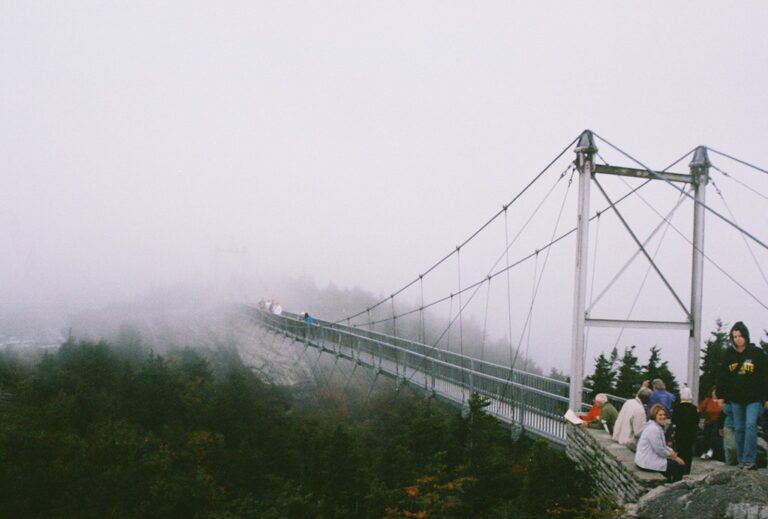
[569, 130, 710, 411]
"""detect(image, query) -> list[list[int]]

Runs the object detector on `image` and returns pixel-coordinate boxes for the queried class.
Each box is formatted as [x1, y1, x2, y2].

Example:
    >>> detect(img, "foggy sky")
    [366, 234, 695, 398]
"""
[3, 2, 768, 379]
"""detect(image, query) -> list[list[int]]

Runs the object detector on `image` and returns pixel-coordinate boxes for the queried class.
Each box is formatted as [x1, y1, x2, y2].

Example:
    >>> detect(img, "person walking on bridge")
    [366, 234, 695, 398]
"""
[717, 321, 768, 470]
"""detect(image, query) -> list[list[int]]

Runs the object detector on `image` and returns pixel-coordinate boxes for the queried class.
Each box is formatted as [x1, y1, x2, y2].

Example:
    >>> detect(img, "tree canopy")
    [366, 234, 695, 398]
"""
[0, 337, 610, 518]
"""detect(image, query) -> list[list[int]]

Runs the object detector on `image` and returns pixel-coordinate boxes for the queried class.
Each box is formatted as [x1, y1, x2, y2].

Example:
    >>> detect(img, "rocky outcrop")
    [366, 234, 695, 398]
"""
[628, 469, 768, 519]
[566, 421, 768, 518]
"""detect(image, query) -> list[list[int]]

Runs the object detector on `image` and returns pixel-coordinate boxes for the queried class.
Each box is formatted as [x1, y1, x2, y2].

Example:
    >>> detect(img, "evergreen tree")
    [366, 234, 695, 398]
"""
[699, 319, 729, 401]
[614, 346, 644, 399]
[584, 353, 616, 395]
[548, 367, 569, 383]
[609, 346, 619, 370]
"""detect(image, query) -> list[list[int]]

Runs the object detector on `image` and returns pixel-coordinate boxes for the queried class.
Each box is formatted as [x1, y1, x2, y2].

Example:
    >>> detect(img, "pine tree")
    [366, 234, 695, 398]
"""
[548, 367, 569, 383]
[614, 346, 644, 399]
[699, 319, 729, 401]
[609, 347, 619, 369]
[584, 353, 616, 395]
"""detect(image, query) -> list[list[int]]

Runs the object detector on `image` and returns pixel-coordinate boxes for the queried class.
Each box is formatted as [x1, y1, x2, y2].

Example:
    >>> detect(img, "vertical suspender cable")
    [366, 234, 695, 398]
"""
[503, 207, 515, 389]
[419, 276, 426, 345]
[420, 275, 428, 390]
[457, 247, 465, 401]
[525, 253, 539, 373]
[391, 296, 398, 381]
[481, 277, 492, 363]
[584, 212, 601, 361]
[710, 178, 768, 290]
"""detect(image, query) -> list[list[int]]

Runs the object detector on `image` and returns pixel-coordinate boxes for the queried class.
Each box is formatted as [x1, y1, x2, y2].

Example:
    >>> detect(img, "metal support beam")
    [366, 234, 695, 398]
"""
[569, 130, 596, 412]
[585, 318, 690, 330]
[592, 176, 691, 318]
[594, 164, 691, 184]
[688, 147, 709, 400]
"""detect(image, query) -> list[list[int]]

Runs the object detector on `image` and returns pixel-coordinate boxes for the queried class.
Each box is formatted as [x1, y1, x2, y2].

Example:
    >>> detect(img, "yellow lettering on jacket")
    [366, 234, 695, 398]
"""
[739, 360, 755, 375]
[729, 362, 739, 372]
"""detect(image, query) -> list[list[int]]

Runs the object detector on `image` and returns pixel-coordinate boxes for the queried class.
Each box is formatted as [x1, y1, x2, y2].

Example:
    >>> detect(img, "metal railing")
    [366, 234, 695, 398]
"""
[244, 306, 626, 445]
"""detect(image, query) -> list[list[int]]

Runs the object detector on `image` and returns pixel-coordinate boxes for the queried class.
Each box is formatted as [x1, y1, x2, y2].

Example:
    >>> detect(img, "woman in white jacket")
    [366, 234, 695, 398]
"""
[635, 404, 686, 482]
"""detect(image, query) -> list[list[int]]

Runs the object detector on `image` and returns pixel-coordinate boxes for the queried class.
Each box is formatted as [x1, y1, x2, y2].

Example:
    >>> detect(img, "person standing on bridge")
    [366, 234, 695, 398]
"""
[717, 321, 768, 470]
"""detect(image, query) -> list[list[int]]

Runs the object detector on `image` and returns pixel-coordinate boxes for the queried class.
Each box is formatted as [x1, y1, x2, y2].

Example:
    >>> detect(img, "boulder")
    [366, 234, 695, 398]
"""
[628, 469, 768, 519]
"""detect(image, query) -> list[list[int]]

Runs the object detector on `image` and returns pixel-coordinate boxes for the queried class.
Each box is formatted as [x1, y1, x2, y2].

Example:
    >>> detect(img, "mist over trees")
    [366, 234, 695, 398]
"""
[584, 319, 768, 400]
[0, 336, 614, 518]
[265, 276, 546, 375]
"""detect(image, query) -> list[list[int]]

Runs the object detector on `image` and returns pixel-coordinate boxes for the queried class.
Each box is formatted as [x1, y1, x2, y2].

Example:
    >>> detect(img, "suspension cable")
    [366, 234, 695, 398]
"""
[710, 178, 768, 290]
[708, 147, 768, 176]
[592, 175, 691, 317]
[352, 166, 575, 327]
[610, 184, 684, 350]
[349, 147, 695, 329]
[587, 189, 689, 313]
[419, 276, 426, 344]
[481, 277, 491, 363]
[509, 166, 576, 375]
[711, 164, 768, 203]
[397, 169, 580, 388]
[624, 175, 768, 312]
[593, 133, 768, 253]
[457, 247, 465, 400]
[334, 133, 582, 324]
[355, 178, 653, 328]
[585, 210, 601, 351]
[504, 205, 514, 369]
[525, 252, 538, 373]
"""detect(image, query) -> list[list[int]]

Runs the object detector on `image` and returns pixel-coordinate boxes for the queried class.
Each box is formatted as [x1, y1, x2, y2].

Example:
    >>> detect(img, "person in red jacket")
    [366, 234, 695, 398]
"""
[697, 385, 723, 460]
[580, 394, 604, 425]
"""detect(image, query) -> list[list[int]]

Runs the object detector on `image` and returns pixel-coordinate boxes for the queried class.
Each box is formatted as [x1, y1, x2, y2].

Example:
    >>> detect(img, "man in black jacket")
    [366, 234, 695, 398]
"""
[718, 321, 768, 470]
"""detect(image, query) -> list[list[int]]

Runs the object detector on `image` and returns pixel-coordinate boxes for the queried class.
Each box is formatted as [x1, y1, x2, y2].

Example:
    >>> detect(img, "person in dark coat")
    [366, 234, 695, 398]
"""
[672, 386, 699, 475]
[717, 321, 768, 470]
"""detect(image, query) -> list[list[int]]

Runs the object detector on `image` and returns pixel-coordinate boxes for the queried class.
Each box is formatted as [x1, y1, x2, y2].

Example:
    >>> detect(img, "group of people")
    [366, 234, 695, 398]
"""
[257, 299, 316, 326]
[258, 299, 283, 316]
[581, 321, 768, 482]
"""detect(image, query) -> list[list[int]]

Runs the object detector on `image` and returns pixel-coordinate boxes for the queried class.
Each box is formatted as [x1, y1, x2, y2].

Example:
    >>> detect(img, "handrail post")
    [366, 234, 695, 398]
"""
[469, 359, 475, 396]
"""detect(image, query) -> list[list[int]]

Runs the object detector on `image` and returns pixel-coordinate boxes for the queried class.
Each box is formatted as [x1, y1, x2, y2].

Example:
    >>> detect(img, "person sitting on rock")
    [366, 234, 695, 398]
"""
[635, 404, 686, 483]
[648, 378, 676, 418]
[581, 393, 618, 433]
[613, 387, 652, 450]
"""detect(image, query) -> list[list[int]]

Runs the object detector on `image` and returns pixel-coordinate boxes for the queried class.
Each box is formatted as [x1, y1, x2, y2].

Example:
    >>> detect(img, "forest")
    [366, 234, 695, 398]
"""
[584, 319, 768, 400]
[0, 337, 618, 519]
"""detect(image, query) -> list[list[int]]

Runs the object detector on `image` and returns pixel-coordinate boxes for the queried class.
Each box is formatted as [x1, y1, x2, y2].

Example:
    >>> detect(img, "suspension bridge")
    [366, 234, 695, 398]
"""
[242, 130, 768, 446]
